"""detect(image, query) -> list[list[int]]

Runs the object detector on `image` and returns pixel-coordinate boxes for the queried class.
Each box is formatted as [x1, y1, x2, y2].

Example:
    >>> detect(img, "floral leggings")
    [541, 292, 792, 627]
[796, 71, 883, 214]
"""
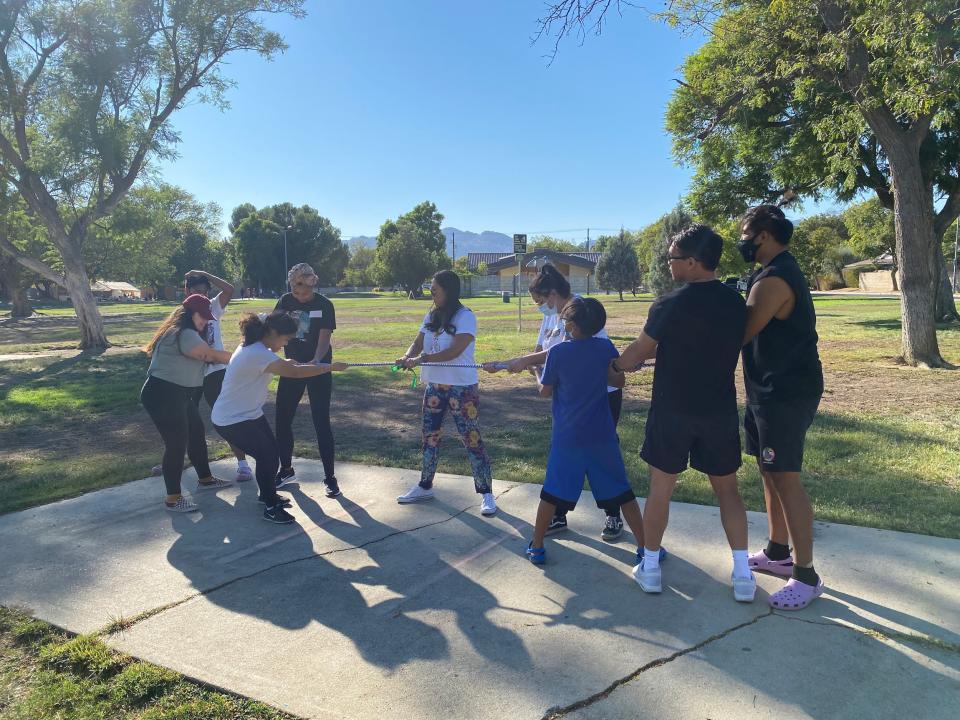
[418, 383, 493, 494]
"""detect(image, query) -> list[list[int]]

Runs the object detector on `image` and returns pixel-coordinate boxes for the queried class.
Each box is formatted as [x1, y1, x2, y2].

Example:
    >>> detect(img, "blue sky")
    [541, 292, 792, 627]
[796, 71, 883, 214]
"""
[156, 1, 834, 242]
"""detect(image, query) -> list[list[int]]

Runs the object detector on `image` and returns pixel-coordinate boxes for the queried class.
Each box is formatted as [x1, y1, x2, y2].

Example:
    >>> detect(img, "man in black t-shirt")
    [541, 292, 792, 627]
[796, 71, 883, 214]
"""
[738, 205, 825, 611]
[273, 263, 340, 497]
[616, 225, 755, 603]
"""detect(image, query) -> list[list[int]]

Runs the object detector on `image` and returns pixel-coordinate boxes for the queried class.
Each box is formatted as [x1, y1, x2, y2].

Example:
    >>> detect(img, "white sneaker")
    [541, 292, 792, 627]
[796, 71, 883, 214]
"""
[397, 485, 435, 504]
[480, 493, 497, 516]
[235, 465, 254, 482]
[732, 572, 757, 603]
[632, 560, 662, 593]
[165, 496, 198, 513]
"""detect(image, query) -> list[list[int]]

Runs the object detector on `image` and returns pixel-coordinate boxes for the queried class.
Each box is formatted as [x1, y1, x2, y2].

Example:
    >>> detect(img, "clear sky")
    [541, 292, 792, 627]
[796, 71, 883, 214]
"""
[156, 1, 834, 242]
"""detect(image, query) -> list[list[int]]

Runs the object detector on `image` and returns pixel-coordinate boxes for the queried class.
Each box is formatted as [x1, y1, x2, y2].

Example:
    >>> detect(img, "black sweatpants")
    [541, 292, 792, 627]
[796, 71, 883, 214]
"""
[141, 375, 212, 495]
[275, 373, 335, 478]
[215, 416, 280, 507]
[557, 389, 624, 520]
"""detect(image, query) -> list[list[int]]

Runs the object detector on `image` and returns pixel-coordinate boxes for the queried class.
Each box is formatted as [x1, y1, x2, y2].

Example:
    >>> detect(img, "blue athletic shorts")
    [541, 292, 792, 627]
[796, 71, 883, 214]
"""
[542, 442, 635, 513]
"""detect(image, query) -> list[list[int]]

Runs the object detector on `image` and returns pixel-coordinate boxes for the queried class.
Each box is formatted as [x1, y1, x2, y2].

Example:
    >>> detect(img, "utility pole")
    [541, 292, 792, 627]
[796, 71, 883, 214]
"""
[452, 230, 456, 264]
[586, 227, 590, 252]
[282, 225, 292, 291]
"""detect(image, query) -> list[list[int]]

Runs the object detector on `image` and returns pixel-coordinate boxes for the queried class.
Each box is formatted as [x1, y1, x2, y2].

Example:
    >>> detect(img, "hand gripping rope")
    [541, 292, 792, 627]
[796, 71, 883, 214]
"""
[329, 361, 509, 389]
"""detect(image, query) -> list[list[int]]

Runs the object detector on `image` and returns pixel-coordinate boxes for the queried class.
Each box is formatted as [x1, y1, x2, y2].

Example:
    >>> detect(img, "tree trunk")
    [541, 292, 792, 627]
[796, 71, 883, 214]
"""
[618, 289, 624, 301]
[0, 262, 32, 317]
[934, 249, 959, 322]
[60, 242, 108, 349]
[10, 284, 31, 317]
[888, 150, 946, 367]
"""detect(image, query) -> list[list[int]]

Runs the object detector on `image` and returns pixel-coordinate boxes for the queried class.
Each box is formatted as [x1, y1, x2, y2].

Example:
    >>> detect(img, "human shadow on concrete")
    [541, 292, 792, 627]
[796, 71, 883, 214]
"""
[165, 480, 531, 671]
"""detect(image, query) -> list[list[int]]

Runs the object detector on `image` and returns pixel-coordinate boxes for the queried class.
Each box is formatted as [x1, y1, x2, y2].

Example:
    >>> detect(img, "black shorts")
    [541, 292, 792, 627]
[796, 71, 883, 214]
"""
[201, 369, 226, 409]
[640, 406, 742, 476]
[744, 396, 820, 473]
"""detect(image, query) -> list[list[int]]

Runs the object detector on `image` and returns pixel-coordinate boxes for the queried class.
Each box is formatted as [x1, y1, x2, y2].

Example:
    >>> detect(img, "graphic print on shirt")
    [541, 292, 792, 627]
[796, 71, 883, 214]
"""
[287, 310, 311, 341]
[203, 320, 217, 348]
[542, 326, 572, 345]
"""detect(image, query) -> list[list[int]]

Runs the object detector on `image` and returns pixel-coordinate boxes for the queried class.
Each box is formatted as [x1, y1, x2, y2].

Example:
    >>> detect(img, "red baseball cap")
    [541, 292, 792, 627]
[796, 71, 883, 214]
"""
[182, 293, 215, 321]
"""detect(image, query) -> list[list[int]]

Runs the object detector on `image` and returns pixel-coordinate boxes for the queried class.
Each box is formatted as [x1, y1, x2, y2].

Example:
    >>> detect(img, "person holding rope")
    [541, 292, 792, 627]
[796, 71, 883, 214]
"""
[273, 263, 340, 497]
[212, 312, 347, 524]
[182, 270, 253, 483]
[614, 225, 755, 602]
[484, 264, 627, 542]
[526, 297, 648, 567]
[141, 295, 235, 513]
[738, 205, 825, 610]
[395, 270, 497, 517]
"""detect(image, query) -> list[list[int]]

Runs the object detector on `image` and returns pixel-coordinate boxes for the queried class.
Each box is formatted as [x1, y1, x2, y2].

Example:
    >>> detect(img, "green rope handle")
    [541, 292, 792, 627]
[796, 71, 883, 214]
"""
[391, 364, 418, 388]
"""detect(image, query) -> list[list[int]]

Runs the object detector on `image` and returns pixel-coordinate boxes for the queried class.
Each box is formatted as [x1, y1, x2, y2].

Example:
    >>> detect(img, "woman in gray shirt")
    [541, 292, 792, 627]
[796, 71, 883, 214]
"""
[141, 294, 233, 512]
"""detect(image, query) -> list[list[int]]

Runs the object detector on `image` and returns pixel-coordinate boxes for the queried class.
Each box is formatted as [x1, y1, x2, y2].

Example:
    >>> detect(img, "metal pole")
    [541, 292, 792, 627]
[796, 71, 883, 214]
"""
[282, 227, 289, 291]
[517, 254, 522, 332]
[452, 231, 456, 264]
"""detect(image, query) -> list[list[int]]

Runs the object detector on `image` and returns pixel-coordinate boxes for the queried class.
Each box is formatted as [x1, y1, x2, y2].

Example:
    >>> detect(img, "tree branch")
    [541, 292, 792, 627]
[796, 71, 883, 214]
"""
[935, 183, 960, 238]
[0, 232, 65, 286]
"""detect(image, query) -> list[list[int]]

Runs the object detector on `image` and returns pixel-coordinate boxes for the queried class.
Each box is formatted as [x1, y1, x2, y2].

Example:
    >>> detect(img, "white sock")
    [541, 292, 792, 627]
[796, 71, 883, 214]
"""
[237, 459, 250, 469]
[732, 549, 751, 578]
[643, 547, 660, 571]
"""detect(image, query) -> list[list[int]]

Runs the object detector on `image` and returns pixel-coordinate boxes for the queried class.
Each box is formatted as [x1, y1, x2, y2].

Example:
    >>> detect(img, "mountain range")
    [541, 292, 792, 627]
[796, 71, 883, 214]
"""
[347, 228, 514, 259]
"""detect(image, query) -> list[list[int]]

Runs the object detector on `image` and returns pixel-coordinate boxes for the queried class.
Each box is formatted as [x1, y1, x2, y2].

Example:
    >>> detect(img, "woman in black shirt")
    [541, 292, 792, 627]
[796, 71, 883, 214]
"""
[273, 263, 340, 497]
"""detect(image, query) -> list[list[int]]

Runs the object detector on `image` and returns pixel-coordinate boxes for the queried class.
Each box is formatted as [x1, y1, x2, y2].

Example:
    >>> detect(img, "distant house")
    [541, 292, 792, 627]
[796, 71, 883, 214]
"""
[465, 249, 602, 294]
[91, 281, 142, 300]
[842, 253, 897, 292]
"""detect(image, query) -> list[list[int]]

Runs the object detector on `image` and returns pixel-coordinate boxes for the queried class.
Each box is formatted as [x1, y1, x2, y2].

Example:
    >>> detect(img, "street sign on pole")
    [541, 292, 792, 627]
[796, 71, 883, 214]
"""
[513, 234, 526, 331]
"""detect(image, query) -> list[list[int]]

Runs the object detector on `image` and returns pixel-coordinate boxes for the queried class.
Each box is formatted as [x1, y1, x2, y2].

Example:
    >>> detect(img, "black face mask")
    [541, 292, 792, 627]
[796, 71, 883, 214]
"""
[737, 234, 760, 263]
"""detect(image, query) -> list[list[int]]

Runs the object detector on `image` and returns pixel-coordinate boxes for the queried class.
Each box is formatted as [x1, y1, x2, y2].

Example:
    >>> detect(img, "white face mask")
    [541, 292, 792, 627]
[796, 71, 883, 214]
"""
[538, 296, 557, 317]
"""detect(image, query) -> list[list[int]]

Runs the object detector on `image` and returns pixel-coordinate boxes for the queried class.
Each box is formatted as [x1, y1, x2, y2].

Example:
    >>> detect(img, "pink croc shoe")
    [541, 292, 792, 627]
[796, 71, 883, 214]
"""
[769, 578, 824, 610]
[748, 549, 794, 577]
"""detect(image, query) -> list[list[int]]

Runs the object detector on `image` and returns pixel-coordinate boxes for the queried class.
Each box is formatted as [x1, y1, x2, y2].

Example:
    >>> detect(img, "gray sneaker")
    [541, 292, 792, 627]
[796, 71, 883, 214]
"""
[601, 515, 623, 541]
[165, 496, 198, 513]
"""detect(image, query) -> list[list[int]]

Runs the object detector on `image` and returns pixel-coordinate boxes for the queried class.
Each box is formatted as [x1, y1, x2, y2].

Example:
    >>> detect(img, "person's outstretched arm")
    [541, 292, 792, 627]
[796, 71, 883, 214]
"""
[267, 359, 348, 378]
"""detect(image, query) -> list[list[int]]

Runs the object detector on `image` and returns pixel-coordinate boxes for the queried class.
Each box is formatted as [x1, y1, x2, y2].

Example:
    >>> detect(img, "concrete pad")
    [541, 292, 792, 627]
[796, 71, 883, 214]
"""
[2, 460, 958, 719]
[566, 614, 960, 720]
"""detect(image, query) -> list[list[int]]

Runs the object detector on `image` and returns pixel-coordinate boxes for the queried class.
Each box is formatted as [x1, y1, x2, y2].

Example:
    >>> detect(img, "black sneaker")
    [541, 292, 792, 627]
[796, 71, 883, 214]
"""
[601, 515, 624, 541]
[263, 504, 295, 524]
[275, 467, 297, 489]
[544, 514, 568, 536]
[323, 476, 341, 498]
[257, 492, 291, 507]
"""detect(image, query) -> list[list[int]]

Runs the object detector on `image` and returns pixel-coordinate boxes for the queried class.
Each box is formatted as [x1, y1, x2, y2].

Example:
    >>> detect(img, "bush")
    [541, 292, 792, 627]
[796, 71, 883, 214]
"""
[842, 267, 867, 289]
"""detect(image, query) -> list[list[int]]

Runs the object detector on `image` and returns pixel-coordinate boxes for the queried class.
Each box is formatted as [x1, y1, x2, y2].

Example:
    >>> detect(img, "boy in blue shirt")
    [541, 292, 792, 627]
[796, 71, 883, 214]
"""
[527, 297, 648, 565]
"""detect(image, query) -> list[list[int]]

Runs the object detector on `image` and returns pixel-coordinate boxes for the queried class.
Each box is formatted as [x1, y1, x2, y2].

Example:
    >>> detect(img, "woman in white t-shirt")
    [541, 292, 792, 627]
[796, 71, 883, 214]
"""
[395, 270, 496, 517]
[212, 312, 347, 525]
[483, 263, 627, 541]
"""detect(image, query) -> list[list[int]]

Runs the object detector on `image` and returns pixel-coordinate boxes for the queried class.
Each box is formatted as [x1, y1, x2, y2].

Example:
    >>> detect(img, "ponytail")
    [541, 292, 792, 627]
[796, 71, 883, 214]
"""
[529, 263, 571, 298]
[239, 311, 297, 346]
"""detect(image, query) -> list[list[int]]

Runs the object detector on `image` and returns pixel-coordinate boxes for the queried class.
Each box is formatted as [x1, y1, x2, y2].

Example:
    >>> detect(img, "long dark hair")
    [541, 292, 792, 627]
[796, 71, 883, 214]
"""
[239, 312, 298, 346]
[144, 306, 195, 356]
[425, 270, 464, 335]
[529, 263, 571, 299]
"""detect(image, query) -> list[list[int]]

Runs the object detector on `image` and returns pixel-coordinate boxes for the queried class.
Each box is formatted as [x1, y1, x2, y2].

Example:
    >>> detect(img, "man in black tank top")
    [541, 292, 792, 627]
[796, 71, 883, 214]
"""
[738, 205, 825, 610]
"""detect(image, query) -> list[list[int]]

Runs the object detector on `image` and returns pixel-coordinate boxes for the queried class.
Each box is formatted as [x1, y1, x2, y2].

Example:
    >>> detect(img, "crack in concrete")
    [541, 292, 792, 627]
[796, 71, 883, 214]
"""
[99, 484, 519, 637]
[540, 609, 776, 720]
[773, 612, 960, 654]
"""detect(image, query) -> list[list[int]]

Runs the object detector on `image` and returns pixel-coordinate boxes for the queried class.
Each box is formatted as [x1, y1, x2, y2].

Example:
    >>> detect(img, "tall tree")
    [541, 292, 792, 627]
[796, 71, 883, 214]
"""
[792, 215, 852, 289]
[843, 198, 896, 264]
[596, 230, 642, 300]
[0, 0, 305, 348]
[538, 0, 960, 366]
[373, 201, 451, 293]
[0, 183, 45, 317]
[232, 203, 348, 292]
[344, 240, 376, 287]
[530, 235, 583, 252]
[647, 205, 692, 297]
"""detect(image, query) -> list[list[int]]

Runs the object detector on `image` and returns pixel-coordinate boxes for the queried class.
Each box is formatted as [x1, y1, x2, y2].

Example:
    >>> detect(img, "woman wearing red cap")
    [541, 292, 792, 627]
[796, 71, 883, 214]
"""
[142, 294, 235, 512]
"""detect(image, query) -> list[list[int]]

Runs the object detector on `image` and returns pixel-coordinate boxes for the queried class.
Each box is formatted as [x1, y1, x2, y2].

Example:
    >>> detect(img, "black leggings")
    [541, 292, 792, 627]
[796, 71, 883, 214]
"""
[276, 373, 335, 478]
[557, 389, 624, 520]
[215, 416, 279, 507]
[141, 376, 212, 495]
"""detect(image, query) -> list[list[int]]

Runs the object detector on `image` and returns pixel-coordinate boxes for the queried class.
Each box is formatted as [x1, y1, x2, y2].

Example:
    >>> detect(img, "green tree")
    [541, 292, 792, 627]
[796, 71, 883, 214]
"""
[843, 198, 896, 264]
[232, 203, 348, 292]
[373, 219, 437, 294]
[647, 205, 692, 297]
[0, 0, 305, 348]
[596, 230, 642, 300]
[0, 184, 46, 317]
[538, 0, 960, 365]
[344, 241, 376, 287]
[791, 214, 851, 289]
[530, 235, 582, 252]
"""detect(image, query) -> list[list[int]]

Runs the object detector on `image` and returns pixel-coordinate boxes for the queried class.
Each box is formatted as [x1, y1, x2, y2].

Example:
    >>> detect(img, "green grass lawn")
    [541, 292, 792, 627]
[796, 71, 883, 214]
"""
[0, 607, 294, 720]
[2, 293, 960, 538]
